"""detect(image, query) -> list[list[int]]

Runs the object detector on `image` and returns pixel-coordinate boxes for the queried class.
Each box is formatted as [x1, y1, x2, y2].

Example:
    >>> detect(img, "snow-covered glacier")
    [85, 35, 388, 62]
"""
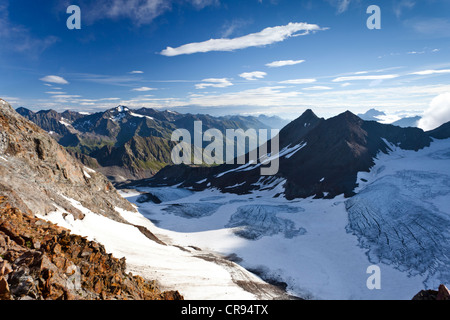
[225, 205, 306, 240]
[346, 139, 450, 289]
[112, 138, 450, 300]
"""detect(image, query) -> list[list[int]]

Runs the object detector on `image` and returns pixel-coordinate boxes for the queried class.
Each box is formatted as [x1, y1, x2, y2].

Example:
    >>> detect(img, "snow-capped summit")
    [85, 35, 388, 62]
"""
[116, 105, 129, 113]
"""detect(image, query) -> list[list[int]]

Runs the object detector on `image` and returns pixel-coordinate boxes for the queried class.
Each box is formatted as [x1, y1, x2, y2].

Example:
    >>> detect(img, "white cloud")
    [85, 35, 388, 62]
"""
[46, 91, 67, 95]
[303, 86, 333, 90]
[196, 78, 233, 89]
[51, 95, 81, 99]
[39, 75, 69, 85]
[131, 87, 157, 91]
[332, 74, 399, 82]
[407, 51, 425, 55]
[418, 92, 450, 131]
[99, 97, 121, 101]
[266, 60, 305, 68]
[129, 70, 144, 74]
[279, 78, 316, 84]
[239, 71, 267, 81]
[410, 69, 450, 76]
[160, 22, 325, 56]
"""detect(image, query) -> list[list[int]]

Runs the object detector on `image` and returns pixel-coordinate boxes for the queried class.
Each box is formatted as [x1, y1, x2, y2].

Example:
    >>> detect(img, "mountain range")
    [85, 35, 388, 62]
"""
[358, 108, 422, 128]
[141, 109, 447, 200]
[16, 106, 286, 183]
[2, 98, 449, 300]
[19, 104, 448, 201]
[1, 99, 291, 300]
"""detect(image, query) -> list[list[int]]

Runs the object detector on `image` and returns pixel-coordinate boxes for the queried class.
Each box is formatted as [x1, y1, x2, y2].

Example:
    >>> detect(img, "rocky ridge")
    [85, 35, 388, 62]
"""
[0, 194, 182, 300]
[0, 99, 183, 300]
[0, 99, 134, 222]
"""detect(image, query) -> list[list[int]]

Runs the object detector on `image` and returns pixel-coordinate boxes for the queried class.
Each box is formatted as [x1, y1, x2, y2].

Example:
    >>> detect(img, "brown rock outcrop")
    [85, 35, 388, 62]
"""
[412, 284, 450, 301]
[0, 195, 183, 300]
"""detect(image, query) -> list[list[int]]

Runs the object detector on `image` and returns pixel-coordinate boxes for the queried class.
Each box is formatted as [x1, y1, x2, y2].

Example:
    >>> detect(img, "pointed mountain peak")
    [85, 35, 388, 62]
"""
[330, 110, 363, 124]
[15, 107, 34, 115]
[288, 109, 320, 126]
[115, 105, 129, 113]
[357, 108, 386, 121]
[301, 109, 317, 117]
[0, 99, 17, 115]
[279, 109, 323, 147]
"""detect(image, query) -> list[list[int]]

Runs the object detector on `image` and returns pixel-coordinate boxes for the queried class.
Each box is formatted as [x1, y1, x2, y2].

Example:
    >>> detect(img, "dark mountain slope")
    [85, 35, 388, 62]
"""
[144, 110, 433, 200]
[427, 121, 450, 140]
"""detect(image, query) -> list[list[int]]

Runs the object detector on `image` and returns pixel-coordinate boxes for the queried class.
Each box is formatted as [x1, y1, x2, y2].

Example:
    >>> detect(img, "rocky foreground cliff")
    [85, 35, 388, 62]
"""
[0, 195, 182, 300]
[0, 99, 182, 300]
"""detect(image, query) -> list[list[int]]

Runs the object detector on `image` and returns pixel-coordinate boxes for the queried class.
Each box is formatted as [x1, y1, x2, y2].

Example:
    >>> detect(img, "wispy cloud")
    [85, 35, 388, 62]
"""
[303, 86, 333, 90]
[239, 71, 267, 81]
[81, 0, 218, 26]
[40, 75, 69, 85]
[160, 22, 326, 56]
[220, 19, 252, 38]
[0, 2, 58, 55]
[406, 17, 450, 38]
[326, 0, 353, 14]
[132, 86, 157, 91]
[279, 78, 316, 84]
[195, 78, 233, 89]
[410, 69, 450, 76]
[51, 95, 81, 99]
[393, 0, 415, 18]
[129, 70, 144, 74]
[188, 86, 302, 107]
[266, 59, 305, 68]
[71, 73, 143, 86]
[46, 91, 67, 95]
[332, 74, 399, 82]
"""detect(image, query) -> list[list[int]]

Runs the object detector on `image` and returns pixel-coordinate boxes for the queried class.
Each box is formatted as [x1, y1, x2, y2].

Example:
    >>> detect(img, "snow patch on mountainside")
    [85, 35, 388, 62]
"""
[37, 193, 284, 300]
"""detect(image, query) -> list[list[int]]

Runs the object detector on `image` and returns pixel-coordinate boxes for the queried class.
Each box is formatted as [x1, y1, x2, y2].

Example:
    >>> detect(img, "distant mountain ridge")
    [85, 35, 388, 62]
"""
[358, 108, 422, 128]
[17, 106, 275, 182]
[143, 109, 450, 200]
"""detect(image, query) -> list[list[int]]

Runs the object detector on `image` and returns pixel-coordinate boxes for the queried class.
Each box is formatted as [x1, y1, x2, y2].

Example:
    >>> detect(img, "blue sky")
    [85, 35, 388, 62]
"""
[1, 0, 450, 126]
